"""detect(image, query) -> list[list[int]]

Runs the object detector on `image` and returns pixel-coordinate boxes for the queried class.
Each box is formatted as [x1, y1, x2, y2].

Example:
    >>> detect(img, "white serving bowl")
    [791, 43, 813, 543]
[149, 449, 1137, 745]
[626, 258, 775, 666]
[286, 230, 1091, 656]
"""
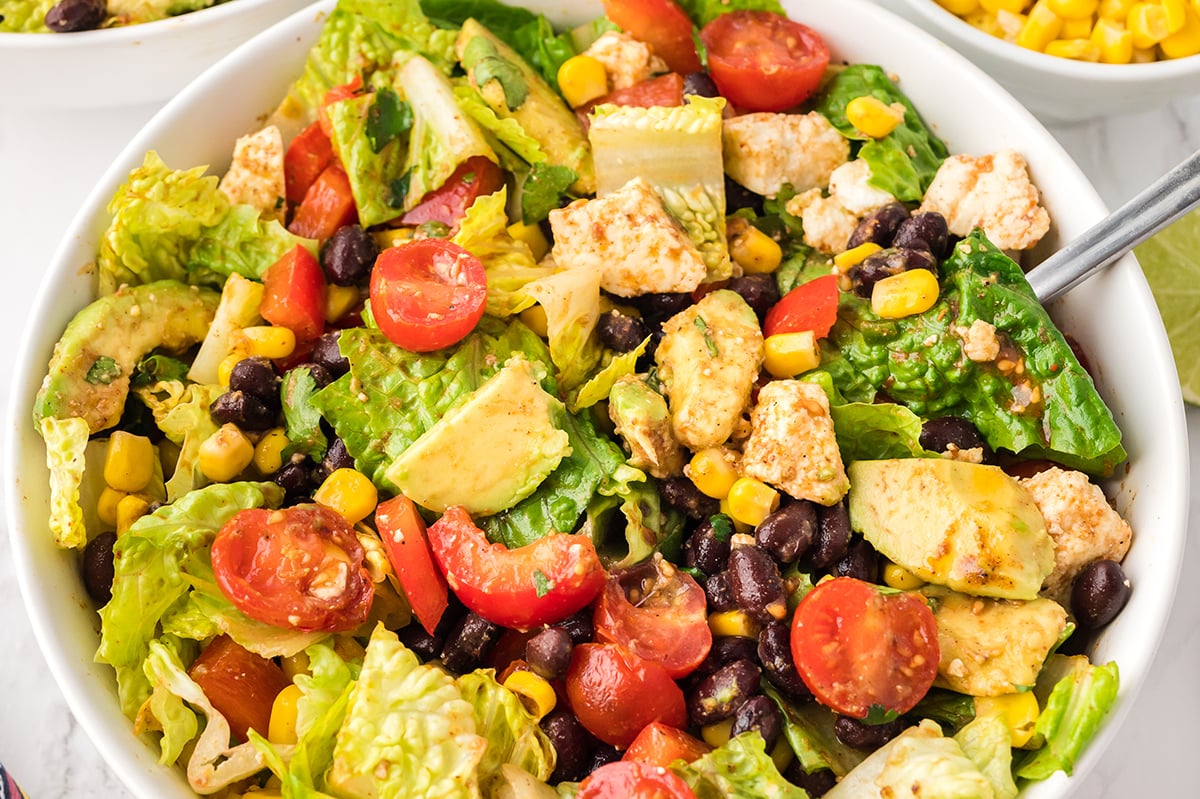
[889, 0, 1200, 121]
[0, 0, 315, 109]
[4, 1, 1189, 797]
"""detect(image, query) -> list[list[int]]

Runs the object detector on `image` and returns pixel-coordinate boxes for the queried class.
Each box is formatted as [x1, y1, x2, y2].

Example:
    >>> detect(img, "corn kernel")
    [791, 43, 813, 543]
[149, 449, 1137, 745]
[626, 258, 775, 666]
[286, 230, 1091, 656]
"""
[1047, 0, 1099, 17]
[1092, 18, 1136, 61]
[883, 562, 926, 590]
[97, 486, 126, 528]
[373, 227, 415, 250]
[253, 428, 290, 475]
[965, 8, 1005, 34]
[708, 609, 762, 639]
[1161, 5, 1200, 55]
[833, 242, 882, 270]
[1163, 0, 1190, 31]
[507, 221, 551, 261]
[701, 718, 735, 748]
[103, 431, 155, 493]
[764, 331, 822, 378]
[116, 493, 152, 534]
[1045, 37, 1103, 57]
[845, 96, 906, 138]
[1099, 0, 1136, 19]
[503, 670, 558, 719]
[687, 447, 739, 499]
[871, 268, 940, 319]
[314, 468, 378, 525]
[975, 692, 1041, 748]
[1131, 44, 1159, 59]
[981, 0, 1030, 12]
[518, 304, 549, 339]
[557, 55, 609, 108]
[233, 326, 296, 360]
[1059, 16, 1096, 37]
[324, 284, 361, 324]
[719, 496, 754, 534]
[936, 0, 983, 13]
[1018, 2, 1065, 50]
[726, 477, 780, 528]
[198, 423, 255, 483]
[217, 352, 243, 387]
[729, 223, 784, 274]
[1128, 2, 1170, 47]
[997, 8, 1030, 39]
[267, 683, 303, 745]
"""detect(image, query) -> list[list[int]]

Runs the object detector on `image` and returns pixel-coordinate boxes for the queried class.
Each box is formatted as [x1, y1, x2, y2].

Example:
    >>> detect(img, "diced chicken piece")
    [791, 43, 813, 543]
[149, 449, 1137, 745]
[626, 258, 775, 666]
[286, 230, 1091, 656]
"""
[786, 188, 859, 255]
[218, 125, 287, 222]
[741, 380, 850, 505]
[583, 31, 668, 90]
[548, 176, 708, 297]
[956, 319, 1001, 363]
[1018, 467, 1133, 603]
[722, 112, 849, 198]
[918, 150, 1050, 250]
[827, 158, 896, 217]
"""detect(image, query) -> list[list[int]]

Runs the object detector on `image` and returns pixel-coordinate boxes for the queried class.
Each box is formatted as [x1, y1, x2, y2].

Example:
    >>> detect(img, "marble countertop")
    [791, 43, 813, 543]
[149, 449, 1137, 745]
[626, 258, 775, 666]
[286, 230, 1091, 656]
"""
[1, 34, 1198, 799]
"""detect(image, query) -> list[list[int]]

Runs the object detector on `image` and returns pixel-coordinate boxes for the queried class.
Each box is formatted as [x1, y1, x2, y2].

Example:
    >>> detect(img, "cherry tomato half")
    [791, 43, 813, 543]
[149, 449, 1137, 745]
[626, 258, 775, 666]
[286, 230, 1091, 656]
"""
[426, 506, 606, 631]
[401, 156, 504, 231]
[369, 239, 488, 353]
[566, 643, 688, 749]
[790, 577, 939, 719]
[699, 11, 831, 113]
[212, 506, 374, 633]
[601, 0, 701, 75]
[374, 494, 448, 636]
[622, 722, 711, 769]
[593, 557, 711, 679]
[578, 760, 697, 799]
[763, 274, 840, 339]
[260, 244, 327, 343]
[187, 634, 290, 743]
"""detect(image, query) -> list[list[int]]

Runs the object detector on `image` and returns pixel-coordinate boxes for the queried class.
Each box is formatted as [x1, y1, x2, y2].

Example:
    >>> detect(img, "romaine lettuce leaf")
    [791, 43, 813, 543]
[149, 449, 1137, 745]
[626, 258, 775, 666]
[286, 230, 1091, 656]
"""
[39, 416, 93, 549]
[139, 635, 199, 766]
[187, 203, 318, 283]
[0, 0, 56, 31]
[955, 716, 1018, 799]
[569, 338, 649, 412]
[458, 669, 556, 791]
[326, 89, 413, 229]
[135, 381, 225, 501]
[587, 465, 686, 569]
[187, 272, 265, 386]
[763, 682, 865, 778]
[283, 366, 330, 461]
[673, 732, 805, 799]
[524, 267, 604, 391]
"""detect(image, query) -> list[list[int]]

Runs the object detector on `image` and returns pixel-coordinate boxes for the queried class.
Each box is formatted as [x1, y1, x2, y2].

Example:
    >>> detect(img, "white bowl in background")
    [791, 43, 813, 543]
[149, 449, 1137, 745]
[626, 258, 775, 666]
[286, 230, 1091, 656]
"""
[4, 1, 1189, 797]
[0, 0, 316, 109]
[888, 0, 1200, 121]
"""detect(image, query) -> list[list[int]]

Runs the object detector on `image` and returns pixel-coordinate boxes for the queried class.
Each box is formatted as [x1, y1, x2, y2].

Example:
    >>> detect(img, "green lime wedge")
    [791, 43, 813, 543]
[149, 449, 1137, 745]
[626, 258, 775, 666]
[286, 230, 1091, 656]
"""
[1134, 207, 1200, 405]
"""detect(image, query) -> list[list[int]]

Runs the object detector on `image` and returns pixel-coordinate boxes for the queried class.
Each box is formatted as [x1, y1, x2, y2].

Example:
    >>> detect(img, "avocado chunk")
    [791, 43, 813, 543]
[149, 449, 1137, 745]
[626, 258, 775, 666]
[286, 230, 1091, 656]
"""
[847, 459, 1054, 600]
[921, 585, 1068, 696]
[655, 289, 764, 451]
[34, 280, 220, 433]
[608, 374, 685, 479]
[384, 356, 571, 516]
[456, 18, 595, 195]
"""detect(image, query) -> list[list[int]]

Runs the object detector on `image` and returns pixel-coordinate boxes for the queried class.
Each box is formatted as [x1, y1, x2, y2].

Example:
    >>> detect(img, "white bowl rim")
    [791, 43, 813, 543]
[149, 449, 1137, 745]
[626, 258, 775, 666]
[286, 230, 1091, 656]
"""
[900, 0, 1200, 80]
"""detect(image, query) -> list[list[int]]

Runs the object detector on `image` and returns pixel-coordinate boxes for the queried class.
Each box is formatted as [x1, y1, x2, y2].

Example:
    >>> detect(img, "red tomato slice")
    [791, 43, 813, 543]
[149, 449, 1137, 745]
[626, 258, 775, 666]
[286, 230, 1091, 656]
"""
[593, 557, 711, 679]
[187, 635, 290, 743]
[374, 495, 449, 636]
[763, 274, 840, 339]
[212, 506, 375, 633]
[260, 244, 327, 343]
[289, 162, 358, 241]
[601, 0, 701, 75]
[319, 75, 365, 138]
[284, 122, 335, 205]
[426, 506, 606, 631]
[622, 722, 711, 769]
[578, 761, 697, 799]
[790, 577, 939, 719]
[368, 239, 488, 353]
[401, 156, 504, 231]
[699, 11, 831, 113]
[565, 643, 688, 749]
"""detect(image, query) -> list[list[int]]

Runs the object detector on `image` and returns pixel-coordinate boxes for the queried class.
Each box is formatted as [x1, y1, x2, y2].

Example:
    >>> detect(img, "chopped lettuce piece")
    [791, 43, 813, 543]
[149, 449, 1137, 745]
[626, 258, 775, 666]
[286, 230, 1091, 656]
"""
[135, 381, 225, 502]
[455, 84, 548, 166]
[524, 267, 604, 391]
[675, 0, 786, 26]
[584, 465, 686, 569]
[1015, 655, 1120, 781]
[763, 682, 865, 778]
[326, 89, 413, 228]
[458, 670, 556, 791]
[187, 272, 264, 385]
[0, 0, 57, 32]
[673, 732, 806, 799]
[187, 203, 317, 283]
[39, 416, 93, 550]
[955, 715, 1018, 799]
[139, 635, 199, 766]
[570, 338, 649, 411]
[283, 366, 330, 461]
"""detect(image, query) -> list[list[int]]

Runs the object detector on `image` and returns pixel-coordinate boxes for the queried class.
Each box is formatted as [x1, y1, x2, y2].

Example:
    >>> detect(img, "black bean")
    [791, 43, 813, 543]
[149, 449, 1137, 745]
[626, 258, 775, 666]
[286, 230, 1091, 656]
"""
[1071, 559, 1132, 630]
[687, 658, 761, 726]
[728, 274, 781, 323]
[728, 542, 788, 622]
[229, 357, 280, 406]
[440, 611, 501, 674]
[832, 538, 881, 583]
[596, 310, 649, 353]
[273, 458, 313, 503]
[396, 623, 444, 662]
[755, 501, 817, 564]
[541, 710, 597, 783]
[758, 621, 810, 700]
[920, 416, 989, 456]
[725, 175, 765, 215]
[684, 517, 733, 576]
[847, 203, 910, 250]
[45, 0, 105, 32]
[845, 247, 938, 299]
[303, 362, 335, 390]
[321, 224, 378, 286]
[586, 743, 620, 774]
[810, 501, 851, 571]
[833, 714, 906, 750]
[893, 212, 950, 259]
[731, 695, 784, 751]
[525, 627, 574, 680]
[705, 570, 738, 612]
[632, 292, 693, 325]
[683, 71, 721, 98]
[784, 762, 837, 797]
[660, 476, 720, 520]
[692, 636, 760, 681]
[210, 390, 276, 432]
[81, 531, 117, 605]
[552, 609, 595, 646]
[310, 331, 350, 379]
[317, 438, 355, 483]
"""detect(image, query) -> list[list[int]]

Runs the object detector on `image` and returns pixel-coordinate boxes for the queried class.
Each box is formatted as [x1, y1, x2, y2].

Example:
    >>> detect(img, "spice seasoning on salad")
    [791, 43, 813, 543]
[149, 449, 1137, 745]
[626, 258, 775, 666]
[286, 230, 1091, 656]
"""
[33, 0, 1132, 796]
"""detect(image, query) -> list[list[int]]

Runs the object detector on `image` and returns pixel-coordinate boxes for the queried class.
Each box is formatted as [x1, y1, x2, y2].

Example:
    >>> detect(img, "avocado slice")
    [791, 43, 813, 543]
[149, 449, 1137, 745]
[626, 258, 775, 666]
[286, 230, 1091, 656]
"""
[456, 18, 595, 195]
[608, 374, 684, 479]
[34, 280, 220, 433]
[383, 356, 571, 516]
[847, 459, 1054, 600]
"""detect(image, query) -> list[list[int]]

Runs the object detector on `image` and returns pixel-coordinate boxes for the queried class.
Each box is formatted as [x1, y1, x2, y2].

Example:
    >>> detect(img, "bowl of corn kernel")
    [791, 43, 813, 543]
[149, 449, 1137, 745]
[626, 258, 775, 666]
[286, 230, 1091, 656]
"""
[893, 0, 1200, 120]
